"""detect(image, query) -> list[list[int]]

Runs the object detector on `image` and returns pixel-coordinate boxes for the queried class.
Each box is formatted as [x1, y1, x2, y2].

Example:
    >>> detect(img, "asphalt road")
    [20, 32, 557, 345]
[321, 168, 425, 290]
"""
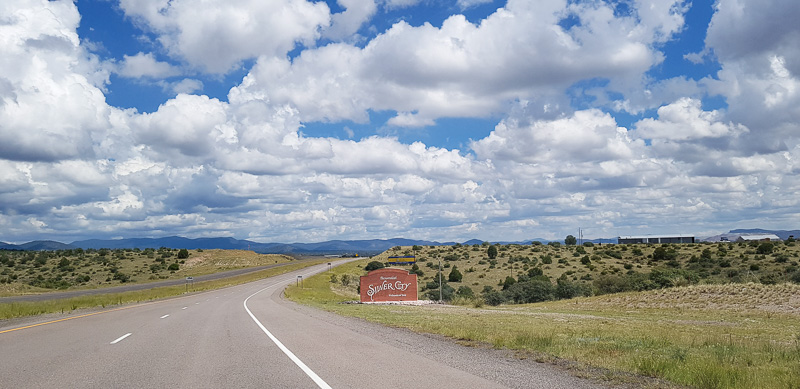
[0, 260, 610, 388]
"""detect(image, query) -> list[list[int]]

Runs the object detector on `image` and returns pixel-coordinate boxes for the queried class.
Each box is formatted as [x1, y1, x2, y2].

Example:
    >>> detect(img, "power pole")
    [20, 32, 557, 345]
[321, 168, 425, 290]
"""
[438, 259, 443, 302]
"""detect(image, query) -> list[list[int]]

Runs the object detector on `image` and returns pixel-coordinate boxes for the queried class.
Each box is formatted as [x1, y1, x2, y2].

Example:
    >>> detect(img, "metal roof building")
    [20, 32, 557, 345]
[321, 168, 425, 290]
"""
[618, 235, 695, 244]
[735, 234, 781, 242]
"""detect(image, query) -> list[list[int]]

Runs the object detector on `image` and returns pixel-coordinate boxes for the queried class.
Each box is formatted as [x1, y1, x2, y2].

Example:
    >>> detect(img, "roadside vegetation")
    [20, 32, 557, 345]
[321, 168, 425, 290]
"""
[0, 248, 292, 296]
[0, 257, 330, 320]
[286, 240, 800, 389]
[370, 239, 800, 305]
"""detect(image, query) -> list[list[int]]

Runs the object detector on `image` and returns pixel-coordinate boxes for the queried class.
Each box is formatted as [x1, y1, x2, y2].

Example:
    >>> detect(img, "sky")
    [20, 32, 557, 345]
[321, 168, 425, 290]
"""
[1, 0, 799, 244]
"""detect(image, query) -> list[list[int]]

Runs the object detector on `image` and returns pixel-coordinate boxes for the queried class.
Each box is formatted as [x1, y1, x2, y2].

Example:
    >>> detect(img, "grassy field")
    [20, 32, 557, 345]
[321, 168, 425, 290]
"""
[0, 248, 292, 297]
[286, 251, 800, 389]
[0, 251, 329, 320]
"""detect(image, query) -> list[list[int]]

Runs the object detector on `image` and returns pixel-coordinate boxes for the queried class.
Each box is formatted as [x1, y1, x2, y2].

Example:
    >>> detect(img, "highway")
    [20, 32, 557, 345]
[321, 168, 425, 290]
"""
[0, 261, 607, 388]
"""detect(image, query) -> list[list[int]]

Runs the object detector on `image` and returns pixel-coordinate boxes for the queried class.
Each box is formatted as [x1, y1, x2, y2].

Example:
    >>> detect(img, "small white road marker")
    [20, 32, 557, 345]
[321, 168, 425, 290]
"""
[160, 314, 169, 319]
[182, 307, 187, 310]
[110, 333, 132, 344]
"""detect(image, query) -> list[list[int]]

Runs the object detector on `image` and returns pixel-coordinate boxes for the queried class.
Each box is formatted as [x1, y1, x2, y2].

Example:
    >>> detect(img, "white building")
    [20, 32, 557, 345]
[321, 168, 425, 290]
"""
[734, 234, 781, 242]
[618, 235, 695, 244]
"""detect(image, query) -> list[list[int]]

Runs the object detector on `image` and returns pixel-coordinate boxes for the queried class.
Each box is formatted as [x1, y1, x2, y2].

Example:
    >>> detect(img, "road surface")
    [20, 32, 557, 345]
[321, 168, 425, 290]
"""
[0, 260, 609, 388]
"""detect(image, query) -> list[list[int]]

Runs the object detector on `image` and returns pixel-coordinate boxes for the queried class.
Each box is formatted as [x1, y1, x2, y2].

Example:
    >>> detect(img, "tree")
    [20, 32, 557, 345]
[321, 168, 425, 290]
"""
[455, 285, 474, 298]
[411, 263, 424, 276]
[487, 245, 498, 259]
[448, 265, 463, 282]
[503, 280, 554, 303]
[501, 276, 516, 290]
[652, 247, 668, 261]
[177, 248, 189, 259]
[364, 261, 385, 271]
[757, 242, 774, 254]
[565, 235, 577, 246]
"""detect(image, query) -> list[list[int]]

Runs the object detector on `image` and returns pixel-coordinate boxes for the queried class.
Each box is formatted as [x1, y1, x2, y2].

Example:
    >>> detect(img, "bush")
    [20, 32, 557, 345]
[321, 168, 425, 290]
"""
[364, 261, 385, 271]
[555, 276, 589, 299]
[501, 276, 516, 290]
[167, 263, 180, 271]
[424, 283, 454, 301]
[483, 290, 505, 306]
[503, 280, 554, 303]
[177, 249, 189, 259]
[329, 274, 338, 283]
[455, 285, 474, 298]
[756, 242, 774, 254]
[487, 245, 498, 259]
[448, 266, 463, 282]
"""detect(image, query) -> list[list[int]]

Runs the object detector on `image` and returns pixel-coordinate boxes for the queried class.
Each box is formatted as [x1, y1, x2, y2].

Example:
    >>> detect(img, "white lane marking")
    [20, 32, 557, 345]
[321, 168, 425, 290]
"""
[110, 333, 132, 344]
[182, 307, 187, 310]
[244, 286, 332, 389]
[195, 302, 200, 305]
[160, 314, 170, 319]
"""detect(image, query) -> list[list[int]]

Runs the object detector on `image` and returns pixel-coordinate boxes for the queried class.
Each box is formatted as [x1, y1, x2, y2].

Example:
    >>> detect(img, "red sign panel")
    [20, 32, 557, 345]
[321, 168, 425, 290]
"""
[360, 268, 418, 302]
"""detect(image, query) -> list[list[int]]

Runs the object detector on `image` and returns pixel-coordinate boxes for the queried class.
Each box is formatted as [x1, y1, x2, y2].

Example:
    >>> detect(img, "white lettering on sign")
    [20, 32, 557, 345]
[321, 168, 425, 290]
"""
[366, 280, 412, 301]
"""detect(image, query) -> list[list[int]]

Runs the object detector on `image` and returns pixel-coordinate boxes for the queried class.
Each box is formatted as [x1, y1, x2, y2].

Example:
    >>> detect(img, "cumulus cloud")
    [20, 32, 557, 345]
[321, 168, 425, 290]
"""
[2, 0, 800, 244]
[116, 52, 181, 78]
[118, 0, 331, 73]
[323, 0, 377, 41]
[231, 0, 685, 125]
[0, 0, 112, 162]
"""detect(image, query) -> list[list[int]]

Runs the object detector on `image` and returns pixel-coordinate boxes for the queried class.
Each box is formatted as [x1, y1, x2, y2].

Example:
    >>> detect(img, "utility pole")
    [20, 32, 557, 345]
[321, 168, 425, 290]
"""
[438, 259, 442, 302]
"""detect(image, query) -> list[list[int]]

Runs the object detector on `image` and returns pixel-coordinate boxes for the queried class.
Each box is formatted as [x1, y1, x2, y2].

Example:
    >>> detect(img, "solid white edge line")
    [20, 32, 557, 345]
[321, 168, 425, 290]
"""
[244, 275, 332, 389]
[110, 333, 132, 344]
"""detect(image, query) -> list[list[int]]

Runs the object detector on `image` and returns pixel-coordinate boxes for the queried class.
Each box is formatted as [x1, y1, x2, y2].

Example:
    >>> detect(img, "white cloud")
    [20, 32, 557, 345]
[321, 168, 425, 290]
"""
[3, 0, 800, 244]
[231, 0, 684, 125]
[116, 52, 181, 78]
[0, 0, 113, 162]
[118, 0, 331, 73]
[456, 0, 493, 10]
[323, 0, 377, 41]
[634, 98, 747, 141]
[166, 78, 204, 95]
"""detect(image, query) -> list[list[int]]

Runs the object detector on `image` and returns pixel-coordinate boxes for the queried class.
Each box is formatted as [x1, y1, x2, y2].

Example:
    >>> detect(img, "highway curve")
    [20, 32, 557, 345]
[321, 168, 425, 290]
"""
[0, 260, 609, 388]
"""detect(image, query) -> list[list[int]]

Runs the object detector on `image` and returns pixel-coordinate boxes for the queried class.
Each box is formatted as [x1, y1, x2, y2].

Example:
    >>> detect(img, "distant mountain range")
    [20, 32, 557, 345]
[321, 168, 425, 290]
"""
[1, 229, 794, 254]
[1, 237, 464, 256]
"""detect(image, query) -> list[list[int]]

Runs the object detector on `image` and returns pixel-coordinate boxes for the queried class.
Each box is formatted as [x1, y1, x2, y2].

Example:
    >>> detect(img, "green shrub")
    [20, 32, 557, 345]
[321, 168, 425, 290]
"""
[448, 266, 463, 282]
[364, 261, 385, 271]
[757, 242, 774, 254]
[503, 280, 554, 303]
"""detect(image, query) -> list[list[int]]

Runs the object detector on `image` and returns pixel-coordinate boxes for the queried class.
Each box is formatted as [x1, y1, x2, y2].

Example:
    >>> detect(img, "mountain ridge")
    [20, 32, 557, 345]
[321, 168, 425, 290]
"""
[1, 229, 794, 254]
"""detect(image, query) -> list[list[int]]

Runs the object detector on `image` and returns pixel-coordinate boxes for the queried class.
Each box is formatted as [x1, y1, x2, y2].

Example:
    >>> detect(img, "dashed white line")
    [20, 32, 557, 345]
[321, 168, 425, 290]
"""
[160, 314, 169, 319]
[182, 307, 187, 310]
[110, 333, 132, 344]
[244, 286, 332, 389]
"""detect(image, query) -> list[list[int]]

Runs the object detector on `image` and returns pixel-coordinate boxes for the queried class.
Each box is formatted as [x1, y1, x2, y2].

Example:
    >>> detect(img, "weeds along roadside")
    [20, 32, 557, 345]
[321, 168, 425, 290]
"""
[0, 258, 330, 320]
[286, 257, 800, 389]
